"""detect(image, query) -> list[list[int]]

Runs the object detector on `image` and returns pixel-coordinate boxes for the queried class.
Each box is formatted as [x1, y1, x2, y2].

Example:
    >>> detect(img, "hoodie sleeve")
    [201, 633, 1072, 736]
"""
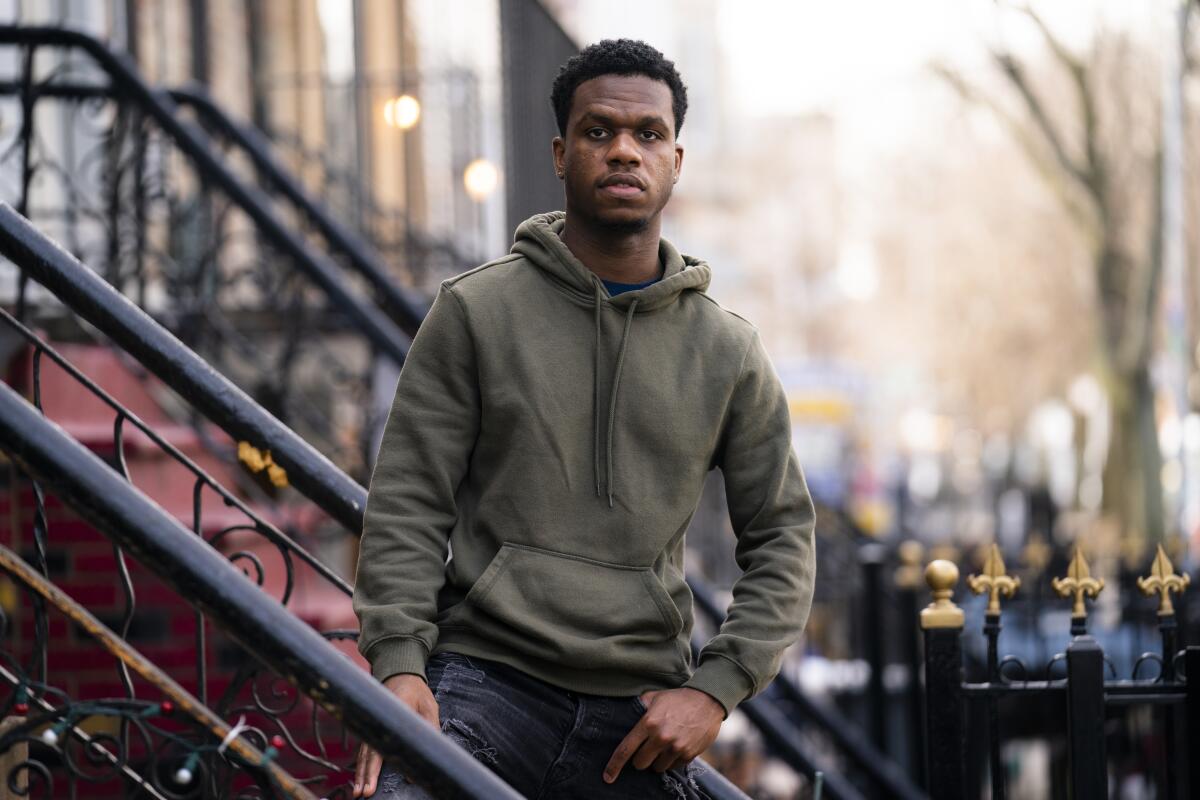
[683, 331, 816, 714]
[352, 284, 480, 683]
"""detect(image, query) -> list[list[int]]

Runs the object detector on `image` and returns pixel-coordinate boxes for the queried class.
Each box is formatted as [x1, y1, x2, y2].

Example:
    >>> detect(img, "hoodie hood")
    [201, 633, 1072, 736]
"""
[510, 211, 712, 508]
[511, 211, 711, 311]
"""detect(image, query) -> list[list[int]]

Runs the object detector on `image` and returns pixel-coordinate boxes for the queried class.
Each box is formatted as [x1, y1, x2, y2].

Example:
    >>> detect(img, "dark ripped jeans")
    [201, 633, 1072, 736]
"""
[376, 652, 709, 799]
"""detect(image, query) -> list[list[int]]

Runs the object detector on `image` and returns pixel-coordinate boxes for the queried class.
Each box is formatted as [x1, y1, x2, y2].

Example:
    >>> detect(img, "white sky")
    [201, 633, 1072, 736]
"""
[715, 0, 1156, 117]
[559, 0, 1163, 171]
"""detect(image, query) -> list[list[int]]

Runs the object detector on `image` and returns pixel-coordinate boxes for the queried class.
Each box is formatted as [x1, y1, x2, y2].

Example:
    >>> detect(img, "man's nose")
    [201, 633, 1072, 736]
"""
[606, 131, 641, 165]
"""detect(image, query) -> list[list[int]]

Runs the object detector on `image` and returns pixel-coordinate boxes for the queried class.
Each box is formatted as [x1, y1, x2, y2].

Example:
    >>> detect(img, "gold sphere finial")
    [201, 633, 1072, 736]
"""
[926, 559, 959, 593]
[899, 540, 925, 566]
[894, 541, 926, 589]
[921, 559, 964, 629]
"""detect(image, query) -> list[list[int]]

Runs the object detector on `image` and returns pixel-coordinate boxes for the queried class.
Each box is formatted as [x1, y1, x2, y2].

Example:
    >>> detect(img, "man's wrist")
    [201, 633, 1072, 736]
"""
[682, 656, 755, 717]
[382, 671, 428, 688]
[366, 637, 430, 683]
[677, 686, 726, 719]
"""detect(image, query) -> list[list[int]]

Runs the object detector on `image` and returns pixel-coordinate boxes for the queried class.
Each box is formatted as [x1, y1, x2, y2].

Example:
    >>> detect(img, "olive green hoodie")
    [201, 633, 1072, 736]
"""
[353, 211, 815, 714]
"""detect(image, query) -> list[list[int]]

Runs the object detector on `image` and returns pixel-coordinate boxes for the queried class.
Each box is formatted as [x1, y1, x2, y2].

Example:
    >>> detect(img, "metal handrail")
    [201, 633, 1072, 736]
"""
[259, 127, 477, 267]
[0, 379, 521, 800]
[0, 543, 316, 799]
[689, 578, 928, 800]
[0, 304, 351, 599]
[0, 203, 368, 534]
[167, 84, 431, 335]
[0, 25, 411, 365]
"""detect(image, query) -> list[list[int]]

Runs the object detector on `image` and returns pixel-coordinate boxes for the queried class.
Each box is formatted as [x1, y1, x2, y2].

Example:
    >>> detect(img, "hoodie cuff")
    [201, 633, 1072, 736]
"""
[683, 655, 755, 716]
[366, 638, 430, 683]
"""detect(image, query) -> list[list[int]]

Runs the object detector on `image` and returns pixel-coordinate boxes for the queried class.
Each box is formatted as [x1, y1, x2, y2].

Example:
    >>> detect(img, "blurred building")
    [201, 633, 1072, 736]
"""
[2, 0, 576, 280]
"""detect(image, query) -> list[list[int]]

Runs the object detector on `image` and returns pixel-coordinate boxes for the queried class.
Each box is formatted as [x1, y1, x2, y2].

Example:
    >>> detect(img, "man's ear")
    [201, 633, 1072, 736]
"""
[673, 143, 684, 184]
[552, 137, 565, 179]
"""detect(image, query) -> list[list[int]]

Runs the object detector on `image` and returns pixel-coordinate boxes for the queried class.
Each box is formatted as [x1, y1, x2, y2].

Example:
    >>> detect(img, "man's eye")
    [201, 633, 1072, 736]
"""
[640, 130, 662, 141]
[586, 128, 608, 139]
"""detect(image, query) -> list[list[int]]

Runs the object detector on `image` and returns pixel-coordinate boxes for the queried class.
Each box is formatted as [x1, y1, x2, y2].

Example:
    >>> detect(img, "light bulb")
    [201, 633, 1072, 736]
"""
[383, 95, 421, 130]
[463, 159, 500, 202]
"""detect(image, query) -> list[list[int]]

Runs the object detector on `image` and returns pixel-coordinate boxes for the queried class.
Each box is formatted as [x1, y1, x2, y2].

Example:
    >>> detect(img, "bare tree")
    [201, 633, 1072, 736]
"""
[934, 6, 1167, 545]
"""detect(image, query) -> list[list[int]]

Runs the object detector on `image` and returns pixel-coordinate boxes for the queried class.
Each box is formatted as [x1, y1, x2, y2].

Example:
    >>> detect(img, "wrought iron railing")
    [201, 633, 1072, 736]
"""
[691, 577, 925, 800]
[165, 84, 437, 335]
[0, 211, 506, 795]
[0, 542, 316, 799]
[0, 203, 365, 534]
[166, 86, 475, 300]
[0, 25, 413, 479]
[0, 376, 521, 799]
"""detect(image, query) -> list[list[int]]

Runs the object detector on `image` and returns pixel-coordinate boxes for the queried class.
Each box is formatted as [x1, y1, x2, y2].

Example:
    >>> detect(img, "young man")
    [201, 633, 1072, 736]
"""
[352, 39, 815, 799]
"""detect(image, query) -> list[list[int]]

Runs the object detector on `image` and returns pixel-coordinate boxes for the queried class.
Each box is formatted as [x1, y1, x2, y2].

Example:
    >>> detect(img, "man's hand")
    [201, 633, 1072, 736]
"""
[603, 687, 724, 783]
[352, 674, 440, 798]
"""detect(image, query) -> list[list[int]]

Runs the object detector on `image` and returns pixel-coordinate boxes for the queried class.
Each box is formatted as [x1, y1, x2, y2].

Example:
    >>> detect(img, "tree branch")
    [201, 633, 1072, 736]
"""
[930, 61, 1101, 242]
[1018, 6, 1107, 210]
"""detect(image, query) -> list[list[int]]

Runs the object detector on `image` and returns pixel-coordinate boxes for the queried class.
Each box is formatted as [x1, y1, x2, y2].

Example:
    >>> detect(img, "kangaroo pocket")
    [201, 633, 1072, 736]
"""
[458, 542, 687, 676]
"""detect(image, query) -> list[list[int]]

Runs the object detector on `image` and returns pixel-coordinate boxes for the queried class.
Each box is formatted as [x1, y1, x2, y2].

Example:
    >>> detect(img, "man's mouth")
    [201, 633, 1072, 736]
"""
[599, 174, 646, 198]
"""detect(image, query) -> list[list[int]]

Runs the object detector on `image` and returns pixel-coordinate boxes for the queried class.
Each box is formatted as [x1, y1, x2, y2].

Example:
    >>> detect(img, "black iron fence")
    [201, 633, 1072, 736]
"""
[919, 545, 1198, 799]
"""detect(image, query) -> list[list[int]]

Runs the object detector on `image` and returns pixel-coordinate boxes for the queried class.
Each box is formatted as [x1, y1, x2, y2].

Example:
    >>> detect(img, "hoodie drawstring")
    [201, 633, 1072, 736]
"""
[593, 282, 603, 498]
[592, 282, 639, 508]
[606, 299, 638, 508]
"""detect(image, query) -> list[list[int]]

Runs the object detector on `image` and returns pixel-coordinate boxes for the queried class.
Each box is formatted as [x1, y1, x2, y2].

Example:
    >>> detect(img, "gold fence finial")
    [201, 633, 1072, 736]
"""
[921, 559, 964, 629]
[1021, 532, 1051, 573]
[894, 540, 926, 589]
[967, 543, 1020, 615]
[1052, 546, 1104, 618]
[1136, 544, 1190, 616]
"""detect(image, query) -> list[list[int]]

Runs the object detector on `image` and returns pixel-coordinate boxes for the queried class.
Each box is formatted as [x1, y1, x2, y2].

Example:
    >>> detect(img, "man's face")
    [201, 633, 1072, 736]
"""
[553, 74, 684, 232]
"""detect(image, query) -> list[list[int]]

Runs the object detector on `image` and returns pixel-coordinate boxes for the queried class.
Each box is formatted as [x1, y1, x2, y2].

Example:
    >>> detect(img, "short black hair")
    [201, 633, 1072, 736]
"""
[551, 39, 688, 137]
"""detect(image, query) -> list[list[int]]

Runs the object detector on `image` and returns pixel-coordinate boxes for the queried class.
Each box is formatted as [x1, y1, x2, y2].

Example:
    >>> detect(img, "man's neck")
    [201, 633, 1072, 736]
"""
[560, 214, 662, 284]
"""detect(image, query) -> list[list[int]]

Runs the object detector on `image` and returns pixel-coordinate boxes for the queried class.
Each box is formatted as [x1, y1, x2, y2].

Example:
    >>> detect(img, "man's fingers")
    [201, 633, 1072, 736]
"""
[604, 725, 648, 784]
[632, 736, 667, 772]
[353, 743, 368, 797]
[353, 746, 383, 798]
[651, 747, 680, 773]
[419, 699, 441, 728]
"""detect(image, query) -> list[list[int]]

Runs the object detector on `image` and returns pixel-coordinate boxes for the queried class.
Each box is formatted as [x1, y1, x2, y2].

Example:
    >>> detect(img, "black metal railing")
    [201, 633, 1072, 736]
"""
[0, 203, 365, 534]
[920, 547, 1198, 799]
[254, 126, 477, 290]
[0, 541, 318, 799]
[165, 84, 434, 335]
[168, 86, 475, 298]
[0, 377, 521, 799]
[0, 25, 413, 477]
[691, 576, 925, 800]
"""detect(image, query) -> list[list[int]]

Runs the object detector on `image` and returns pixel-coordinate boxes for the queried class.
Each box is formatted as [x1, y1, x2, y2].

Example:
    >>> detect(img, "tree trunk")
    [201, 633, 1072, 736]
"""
[1102, 364, 1164, 549]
